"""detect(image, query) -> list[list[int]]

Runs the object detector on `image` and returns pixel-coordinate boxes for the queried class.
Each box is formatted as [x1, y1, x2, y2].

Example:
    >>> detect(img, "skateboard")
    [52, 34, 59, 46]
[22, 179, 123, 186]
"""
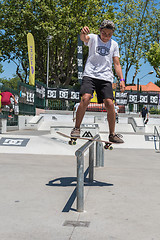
[144, 118, 149, 124]
[56, 131, 113, 150]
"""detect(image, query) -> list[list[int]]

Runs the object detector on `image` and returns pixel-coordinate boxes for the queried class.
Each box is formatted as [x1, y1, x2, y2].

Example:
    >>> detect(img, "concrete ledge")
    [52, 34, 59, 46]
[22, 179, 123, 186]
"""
[128, 117, 145, 132]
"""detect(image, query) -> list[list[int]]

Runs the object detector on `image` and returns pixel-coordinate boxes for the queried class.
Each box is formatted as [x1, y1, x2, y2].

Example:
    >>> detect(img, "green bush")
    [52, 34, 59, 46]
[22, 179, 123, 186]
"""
[149, 107, 160, 114]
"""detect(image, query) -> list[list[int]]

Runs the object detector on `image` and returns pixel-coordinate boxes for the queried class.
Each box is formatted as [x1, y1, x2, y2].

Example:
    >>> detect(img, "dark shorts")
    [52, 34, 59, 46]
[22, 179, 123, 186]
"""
[80, 76, 113, 103]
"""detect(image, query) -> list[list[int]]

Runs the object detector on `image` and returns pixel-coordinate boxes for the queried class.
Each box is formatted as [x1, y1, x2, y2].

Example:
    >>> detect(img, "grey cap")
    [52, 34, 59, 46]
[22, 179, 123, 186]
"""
[100, 20, 115, 31]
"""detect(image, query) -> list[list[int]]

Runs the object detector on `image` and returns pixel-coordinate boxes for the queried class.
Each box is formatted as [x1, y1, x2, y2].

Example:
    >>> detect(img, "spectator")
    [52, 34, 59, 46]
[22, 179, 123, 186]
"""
[73, 102, 80, 122]
[0, 91, 17, 117]
[140, 106, 149, 123]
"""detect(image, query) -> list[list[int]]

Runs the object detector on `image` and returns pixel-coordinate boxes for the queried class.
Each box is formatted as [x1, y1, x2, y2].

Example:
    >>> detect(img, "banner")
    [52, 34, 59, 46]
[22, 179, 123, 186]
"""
[46, 88, 80, 101]
[115, 91, 128, 105]
[19, 85, 35, 105]
[45, 88, 159, 105]
[148, 93, 159, 105]
[116, 92, 159, 105]
[27, 33, 35, 86]
[36, 82, 45, 99]
[77, 35, 83, 84]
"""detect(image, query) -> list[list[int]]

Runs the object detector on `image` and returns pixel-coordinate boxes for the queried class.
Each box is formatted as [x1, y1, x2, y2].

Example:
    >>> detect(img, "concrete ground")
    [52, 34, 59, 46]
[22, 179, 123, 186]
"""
[0, 112, 160, 240]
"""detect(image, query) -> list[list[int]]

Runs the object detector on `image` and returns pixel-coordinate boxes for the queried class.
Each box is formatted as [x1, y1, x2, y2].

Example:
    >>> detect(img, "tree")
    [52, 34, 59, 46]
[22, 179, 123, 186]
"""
[114, 0, 157, 84]
[146, 42, 160, 78]
[155, 80, 160, 88]
[0, 0, 115, 86]
[0, 51, 4, 75]
[0, 63, 3, 75]
[0, 75, 20, 90]
[1, 0, 158, 87]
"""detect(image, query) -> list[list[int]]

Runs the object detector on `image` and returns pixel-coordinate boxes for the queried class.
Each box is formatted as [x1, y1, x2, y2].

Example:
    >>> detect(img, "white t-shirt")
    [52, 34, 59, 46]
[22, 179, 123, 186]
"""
[83, 34, 120, 83]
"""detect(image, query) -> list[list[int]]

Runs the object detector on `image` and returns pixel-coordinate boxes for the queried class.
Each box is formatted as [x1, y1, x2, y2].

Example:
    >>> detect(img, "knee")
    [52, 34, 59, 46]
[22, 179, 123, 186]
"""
[104, 99, 114, 110]
[81, 94, 91, 107]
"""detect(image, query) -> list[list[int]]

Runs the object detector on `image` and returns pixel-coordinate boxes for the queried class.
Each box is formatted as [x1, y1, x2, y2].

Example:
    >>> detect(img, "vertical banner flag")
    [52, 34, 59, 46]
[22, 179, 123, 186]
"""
[77, 35, 83, 84]
[27, 33, 35, 86]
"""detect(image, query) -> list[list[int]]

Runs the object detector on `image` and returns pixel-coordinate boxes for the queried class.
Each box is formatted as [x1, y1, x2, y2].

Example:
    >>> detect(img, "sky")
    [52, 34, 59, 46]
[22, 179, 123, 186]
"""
[0, 58, 158, 86]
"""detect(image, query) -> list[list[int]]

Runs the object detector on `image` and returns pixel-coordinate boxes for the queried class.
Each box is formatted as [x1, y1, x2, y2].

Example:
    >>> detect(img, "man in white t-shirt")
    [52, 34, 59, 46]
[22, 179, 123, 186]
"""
[71, 20, 125, 143]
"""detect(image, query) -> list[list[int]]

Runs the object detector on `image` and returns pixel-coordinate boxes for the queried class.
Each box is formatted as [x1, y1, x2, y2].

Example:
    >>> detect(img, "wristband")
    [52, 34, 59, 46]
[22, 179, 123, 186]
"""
[120, 78, 125, 82]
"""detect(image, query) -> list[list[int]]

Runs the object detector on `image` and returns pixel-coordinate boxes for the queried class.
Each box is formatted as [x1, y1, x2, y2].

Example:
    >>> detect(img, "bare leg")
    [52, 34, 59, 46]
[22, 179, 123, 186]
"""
[75, 93, 92, 128]
[103, 98, 115, 135]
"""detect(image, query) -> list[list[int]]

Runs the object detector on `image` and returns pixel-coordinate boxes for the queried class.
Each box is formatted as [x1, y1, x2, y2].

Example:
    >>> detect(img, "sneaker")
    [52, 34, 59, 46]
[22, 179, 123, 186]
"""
[109, 133, 124, 143]
[71, 127, 80, 138]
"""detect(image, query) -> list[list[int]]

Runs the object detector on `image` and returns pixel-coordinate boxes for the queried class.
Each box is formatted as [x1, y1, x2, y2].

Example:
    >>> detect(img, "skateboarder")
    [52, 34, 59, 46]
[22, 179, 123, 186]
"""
[0, 91, 17, 118]
[71, 20, 125, 143]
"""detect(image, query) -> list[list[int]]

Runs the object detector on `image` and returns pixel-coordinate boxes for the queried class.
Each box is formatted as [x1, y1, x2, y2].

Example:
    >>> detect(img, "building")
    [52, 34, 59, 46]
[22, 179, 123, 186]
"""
[125, 82, 160, 93]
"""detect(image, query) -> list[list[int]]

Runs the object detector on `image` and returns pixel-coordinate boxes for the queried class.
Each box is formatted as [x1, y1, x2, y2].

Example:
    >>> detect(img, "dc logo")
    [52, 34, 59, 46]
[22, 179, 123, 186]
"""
[3, 139, 23, 145]
[0, 138, 30, 147]
[82, 131, 93, 138]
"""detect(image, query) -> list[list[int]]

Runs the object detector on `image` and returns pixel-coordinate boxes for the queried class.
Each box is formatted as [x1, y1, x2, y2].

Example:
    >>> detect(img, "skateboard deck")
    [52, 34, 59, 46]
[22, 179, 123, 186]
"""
[144, 118, 149, 124]
[56, 131, 113, 150]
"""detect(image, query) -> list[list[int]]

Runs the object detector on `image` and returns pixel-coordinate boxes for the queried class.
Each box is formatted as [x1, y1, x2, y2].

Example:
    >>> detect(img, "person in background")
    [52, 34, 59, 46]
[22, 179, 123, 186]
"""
[0, 91, 17, 118]
[114, 102, 119, 123]
[73, 102, 80, 122]
[140, 106, 149, 123]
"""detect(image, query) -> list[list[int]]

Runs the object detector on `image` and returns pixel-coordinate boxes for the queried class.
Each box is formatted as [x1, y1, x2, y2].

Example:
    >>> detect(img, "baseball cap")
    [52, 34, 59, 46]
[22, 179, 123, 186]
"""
[100, 20, 115, 31]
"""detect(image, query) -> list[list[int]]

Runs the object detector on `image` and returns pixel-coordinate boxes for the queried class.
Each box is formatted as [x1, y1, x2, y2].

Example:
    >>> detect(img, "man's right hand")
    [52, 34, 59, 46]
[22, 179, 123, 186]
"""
[81, 26, 90, 35]
[80, 26, 90, 43]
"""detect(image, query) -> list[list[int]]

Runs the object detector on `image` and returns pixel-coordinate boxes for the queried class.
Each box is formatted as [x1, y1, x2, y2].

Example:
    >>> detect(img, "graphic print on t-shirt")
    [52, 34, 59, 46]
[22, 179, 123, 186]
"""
[96, 46, 110, 56]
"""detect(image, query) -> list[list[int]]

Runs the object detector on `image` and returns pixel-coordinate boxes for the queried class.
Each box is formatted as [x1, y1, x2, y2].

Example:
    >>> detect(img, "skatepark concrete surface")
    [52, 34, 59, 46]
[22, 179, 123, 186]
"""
[0, 111, 160, 240]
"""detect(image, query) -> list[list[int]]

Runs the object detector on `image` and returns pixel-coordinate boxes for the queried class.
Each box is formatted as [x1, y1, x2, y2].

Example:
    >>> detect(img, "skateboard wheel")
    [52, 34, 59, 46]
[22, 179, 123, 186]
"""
[69, 140, 73, 145]
[104, 144, 108, 149]
[69, 140, 76, 145]
[109, 146, 113, 150]
[104, 144, 113, 150]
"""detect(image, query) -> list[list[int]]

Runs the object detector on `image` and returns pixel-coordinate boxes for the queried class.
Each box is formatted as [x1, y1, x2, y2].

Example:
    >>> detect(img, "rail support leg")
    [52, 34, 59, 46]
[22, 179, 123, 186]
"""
[77, 154, 84, 212]
[89, 144, 94, 182]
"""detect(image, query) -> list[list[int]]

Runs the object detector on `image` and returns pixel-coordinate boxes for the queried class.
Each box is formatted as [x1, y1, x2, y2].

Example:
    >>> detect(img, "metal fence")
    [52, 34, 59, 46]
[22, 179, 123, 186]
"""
[0, 81, 46, 127]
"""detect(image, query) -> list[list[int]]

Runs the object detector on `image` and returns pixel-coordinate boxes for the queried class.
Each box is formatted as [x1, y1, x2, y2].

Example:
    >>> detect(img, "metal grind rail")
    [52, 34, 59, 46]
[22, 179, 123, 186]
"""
[154, 126, 160, 153]
[75, 134, 104, 212]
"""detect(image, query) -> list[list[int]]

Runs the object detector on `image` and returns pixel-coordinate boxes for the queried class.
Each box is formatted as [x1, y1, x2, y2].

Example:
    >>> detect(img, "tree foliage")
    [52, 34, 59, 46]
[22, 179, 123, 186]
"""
[146, 42, 160, 78]
[115, 0, 158, 84]
[0, 63, 3, 74]
[0, 0, 159, 86]
[0, 75, 20, 90]
[0, 0, 115, 86]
